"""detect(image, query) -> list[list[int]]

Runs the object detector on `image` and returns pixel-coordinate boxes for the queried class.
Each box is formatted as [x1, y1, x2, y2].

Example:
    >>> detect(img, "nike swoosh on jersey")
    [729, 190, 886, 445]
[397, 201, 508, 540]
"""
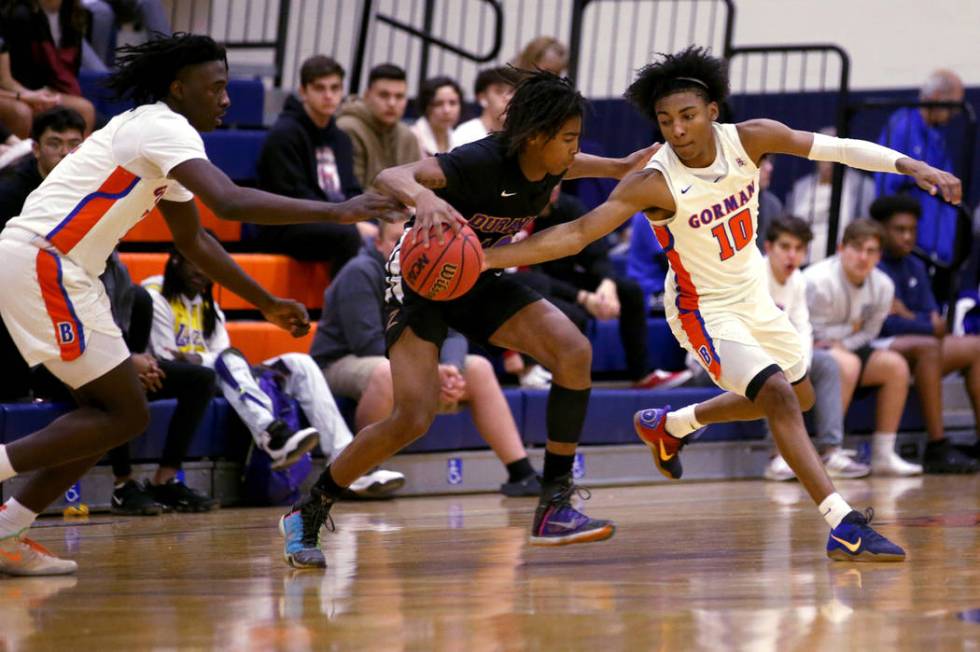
[830, 534, 862, 553]
[680, 185, 692, 194]
[500, 190, 518, 197]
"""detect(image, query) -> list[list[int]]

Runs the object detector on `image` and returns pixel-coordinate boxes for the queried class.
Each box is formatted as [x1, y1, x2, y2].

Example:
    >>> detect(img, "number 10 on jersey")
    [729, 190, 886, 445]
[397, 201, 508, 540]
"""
[710, 208, 754, 261]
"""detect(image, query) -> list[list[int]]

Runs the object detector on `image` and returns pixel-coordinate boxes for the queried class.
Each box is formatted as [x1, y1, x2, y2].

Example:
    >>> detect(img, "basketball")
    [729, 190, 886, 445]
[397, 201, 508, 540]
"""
[399, 223, 484, 301]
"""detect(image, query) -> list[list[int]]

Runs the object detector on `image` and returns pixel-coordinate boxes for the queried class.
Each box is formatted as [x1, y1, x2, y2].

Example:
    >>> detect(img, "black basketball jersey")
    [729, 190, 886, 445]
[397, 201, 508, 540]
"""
[433, 135, 565, 249]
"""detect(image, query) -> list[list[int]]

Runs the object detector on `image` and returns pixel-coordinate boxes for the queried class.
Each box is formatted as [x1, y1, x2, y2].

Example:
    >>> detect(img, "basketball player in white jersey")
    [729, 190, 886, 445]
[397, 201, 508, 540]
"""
[482, 47, 961, 561]
[0, 34, 403, 576]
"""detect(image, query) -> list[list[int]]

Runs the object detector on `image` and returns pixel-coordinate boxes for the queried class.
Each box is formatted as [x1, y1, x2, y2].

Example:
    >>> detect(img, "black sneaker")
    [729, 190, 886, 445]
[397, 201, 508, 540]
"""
[500, 473, 542, 497]
[262, 419, 319, 471]
[146, 479, 220, 512]
[111, 480, 162, 516]
[923, 439, 979, 474]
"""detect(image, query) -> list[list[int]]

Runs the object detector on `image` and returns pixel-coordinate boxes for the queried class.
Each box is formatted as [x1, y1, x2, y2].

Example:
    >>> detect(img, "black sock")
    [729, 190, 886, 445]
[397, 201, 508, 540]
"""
[505, 457, 535, 483]
[542, 451, 575, 484]
[313, 466, 346, 498]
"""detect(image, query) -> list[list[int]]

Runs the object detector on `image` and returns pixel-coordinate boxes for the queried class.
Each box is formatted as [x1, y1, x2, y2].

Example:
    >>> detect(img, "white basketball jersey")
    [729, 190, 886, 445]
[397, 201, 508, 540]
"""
[5, 102, 207, 276]
[644, 122, 765, 311]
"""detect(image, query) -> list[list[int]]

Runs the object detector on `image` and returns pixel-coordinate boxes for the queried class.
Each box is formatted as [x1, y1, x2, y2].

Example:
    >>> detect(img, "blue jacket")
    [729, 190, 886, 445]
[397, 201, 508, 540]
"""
[878, 253, 938, 336]
[874, 108, 957, 264]
[625, 213, 667, 306]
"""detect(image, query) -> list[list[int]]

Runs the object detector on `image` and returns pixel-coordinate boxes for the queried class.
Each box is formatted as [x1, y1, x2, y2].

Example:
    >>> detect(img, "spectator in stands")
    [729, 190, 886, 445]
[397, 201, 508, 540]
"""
[453, 66, 519, 146]
[872, 195, 979, 471]
[786, 127, 875, 263]
[520, 185, 661, 388]
[625, 212, 667, 313]
[336, 63, 420, 189]
[144, 250, 405, 497]
[256, 55, 368, 272]
[754, 153, 783, 249]
[0, 106, 83, 221]
[79, 0, 171, 67]
[411, 76, 463, 157]
[761, 216, 870, 481]
[875, 69, 963, 266]
[311, 220, 542, 496]
[0, 1, 96, 136]
[512, 36, 568, 76]
[804, 219, 918, 476]
[0, 122, 25, 167]
[101, 252, 220, 515]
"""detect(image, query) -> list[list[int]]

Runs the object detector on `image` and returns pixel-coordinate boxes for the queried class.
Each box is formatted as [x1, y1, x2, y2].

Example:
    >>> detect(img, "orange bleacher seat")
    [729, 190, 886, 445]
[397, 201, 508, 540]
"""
[119, 252, 168, 284]
[119, 253, 331, 310]
[225, 321, 318, 362]
[122, 197, 241, 243]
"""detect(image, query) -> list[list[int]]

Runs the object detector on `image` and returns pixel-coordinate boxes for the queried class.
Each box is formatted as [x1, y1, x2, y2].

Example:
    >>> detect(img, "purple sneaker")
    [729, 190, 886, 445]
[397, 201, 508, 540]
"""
[529, 474, 615, 546]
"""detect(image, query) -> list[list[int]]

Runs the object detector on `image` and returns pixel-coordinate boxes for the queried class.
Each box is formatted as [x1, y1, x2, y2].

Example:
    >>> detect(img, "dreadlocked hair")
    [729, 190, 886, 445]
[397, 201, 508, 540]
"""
[625, 46, 729, 121]
[104, 32, 228, 105]
[162, 249, 219, 339]
[500, 69, 587, 157]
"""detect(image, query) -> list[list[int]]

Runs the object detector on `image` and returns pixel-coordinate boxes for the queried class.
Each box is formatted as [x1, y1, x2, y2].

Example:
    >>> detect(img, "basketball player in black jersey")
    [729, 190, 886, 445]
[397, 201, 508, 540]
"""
[281, 71, 657, 567]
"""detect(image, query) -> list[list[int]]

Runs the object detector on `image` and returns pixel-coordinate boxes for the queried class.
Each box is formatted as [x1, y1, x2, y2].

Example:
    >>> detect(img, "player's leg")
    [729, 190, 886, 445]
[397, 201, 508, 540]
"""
[280, 328, 441, 568]
[0, 355, 149, 576]
[489, 299, 615, 545]
[460, 354, 539, 495]
[857, 349, 920, 476]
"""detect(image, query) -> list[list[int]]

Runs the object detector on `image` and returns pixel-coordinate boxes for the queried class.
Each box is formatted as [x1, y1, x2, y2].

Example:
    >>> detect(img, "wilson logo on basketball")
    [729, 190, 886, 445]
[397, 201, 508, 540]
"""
[425, 263, 459, 298]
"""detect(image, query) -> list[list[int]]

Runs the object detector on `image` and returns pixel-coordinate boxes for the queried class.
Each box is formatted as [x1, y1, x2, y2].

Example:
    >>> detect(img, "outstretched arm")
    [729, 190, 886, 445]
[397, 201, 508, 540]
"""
[483, 168, 671, 270]
[565, 143, 661, 180]
[169, 159, 406, 226]
[158, 199, 310, 337]
[737, 119, 962, 204]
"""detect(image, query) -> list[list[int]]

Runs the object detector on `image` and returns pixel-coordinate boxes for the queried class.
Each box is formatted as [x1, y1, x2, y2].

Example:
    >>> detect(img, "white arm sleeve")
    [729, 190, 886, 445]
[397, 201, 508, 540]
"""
[807, 132, 904, 174]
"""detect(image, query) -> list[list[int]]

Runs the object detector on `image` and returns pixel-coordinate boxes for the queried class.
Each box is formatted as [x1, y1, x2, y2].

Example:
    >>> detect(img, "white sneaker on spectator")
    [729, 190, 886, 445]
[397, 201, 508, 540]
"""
[822, 447, 871, 479]
[260, 420, 319, 471]
[348, 468, 406, 499]
[872, 450, 923, 477]
[519, 365, 552, 389]
[763, 454, 796, 481]
[0, 533, 77, 576]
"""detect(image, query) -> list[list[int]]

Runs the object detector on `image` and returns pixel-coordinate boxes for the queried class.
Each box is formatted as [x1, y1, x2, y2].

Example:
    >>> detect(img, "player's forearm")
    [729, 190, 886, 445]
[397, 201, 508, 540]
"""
[178, 232, 276, 312]
[374, 166, 434, 207]
[807, 133, 909, 174]
[484, 222, 586, 269]
[216, 187, 350, 224]
[570, 153, 631, 179]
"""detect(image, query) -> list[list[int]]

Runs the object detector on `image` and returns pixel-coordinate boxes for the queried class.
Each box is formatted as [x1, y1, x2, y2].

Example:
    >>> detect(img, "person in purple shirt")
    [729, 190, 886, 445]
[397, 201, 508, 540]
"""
[874, 70, 963, 265]
[873, 194, 979, 471]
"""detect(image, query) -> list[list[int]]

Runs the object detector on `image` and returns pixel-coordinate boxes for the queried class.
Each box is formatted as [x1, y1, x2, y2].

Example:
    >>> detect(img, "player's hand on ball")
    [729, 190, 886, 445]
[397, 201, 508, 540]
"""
[907, 161, 962, 204]
[339, 192, 408, 224]
[413, 194, 466, 246]
[263, 298, 311, 337]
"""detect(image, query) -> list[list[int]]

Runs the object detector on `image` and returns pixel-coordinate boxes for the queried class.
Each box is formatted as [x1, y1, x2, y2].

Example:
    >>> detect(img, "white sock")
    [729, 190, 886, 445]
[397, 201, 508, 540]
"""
[872, 432, 898, 459]
[0, 445, 16, 483]
[665, 404, 703, 438]
[818, 492, 853, 529]
[0, 498, 38, 538]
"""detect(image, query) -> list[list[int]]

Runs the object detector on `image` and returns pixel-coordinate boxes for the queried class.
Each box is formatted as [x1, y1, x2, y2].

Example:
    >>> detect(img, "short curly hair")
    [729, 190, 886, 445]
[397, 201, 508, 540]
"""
[625, 46, 729, 121]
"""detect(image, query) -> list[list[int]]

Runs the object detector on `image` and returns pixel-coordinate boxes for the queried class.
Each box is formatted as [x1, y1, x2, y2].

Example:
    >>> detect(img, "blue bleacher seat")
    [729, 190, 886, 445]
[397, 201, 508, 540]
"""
[588, 317, 686, 374]
[202, 130, 267, 182]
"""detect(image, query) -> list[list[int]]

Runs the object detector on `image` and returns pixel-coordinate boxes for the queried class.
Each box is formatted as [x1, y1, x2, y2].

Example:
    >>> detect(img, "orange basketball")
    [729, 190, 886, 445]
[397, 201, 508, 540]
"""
[399, 223, 484, 301]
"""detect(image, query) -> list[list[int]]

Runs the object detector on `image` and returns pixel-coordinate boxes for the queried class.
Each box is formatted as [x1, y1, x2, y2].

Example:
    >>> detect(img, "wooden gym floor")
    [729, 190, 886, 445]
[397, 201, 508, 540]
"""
[2, 475, 979, 651]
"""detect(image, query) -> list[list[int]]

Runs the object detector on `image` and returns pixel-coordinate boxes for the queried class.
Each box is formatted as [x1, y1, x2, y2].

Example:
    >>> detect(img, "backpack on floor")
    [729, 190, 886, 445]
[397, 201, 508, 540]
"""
[240, 367, 313, 506]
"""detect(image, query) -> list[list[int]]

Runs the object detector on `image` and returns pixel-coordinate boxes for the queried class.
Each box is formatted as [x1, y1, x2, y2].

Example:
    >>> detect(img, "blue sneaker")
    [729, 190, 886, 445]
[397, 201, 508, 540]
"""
[634, 405, 687, 479]
[529, 475, 615, 546]
[827, 508, 906, 562]
[279, 489, 335, 569]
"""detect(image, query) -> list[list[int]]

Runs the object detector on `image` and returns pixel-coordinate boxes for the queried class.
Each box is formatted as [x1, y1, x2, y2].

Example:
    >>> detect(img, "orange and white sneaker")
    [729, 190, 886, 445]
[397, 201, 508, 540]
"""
[0, 532, 78, 576]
